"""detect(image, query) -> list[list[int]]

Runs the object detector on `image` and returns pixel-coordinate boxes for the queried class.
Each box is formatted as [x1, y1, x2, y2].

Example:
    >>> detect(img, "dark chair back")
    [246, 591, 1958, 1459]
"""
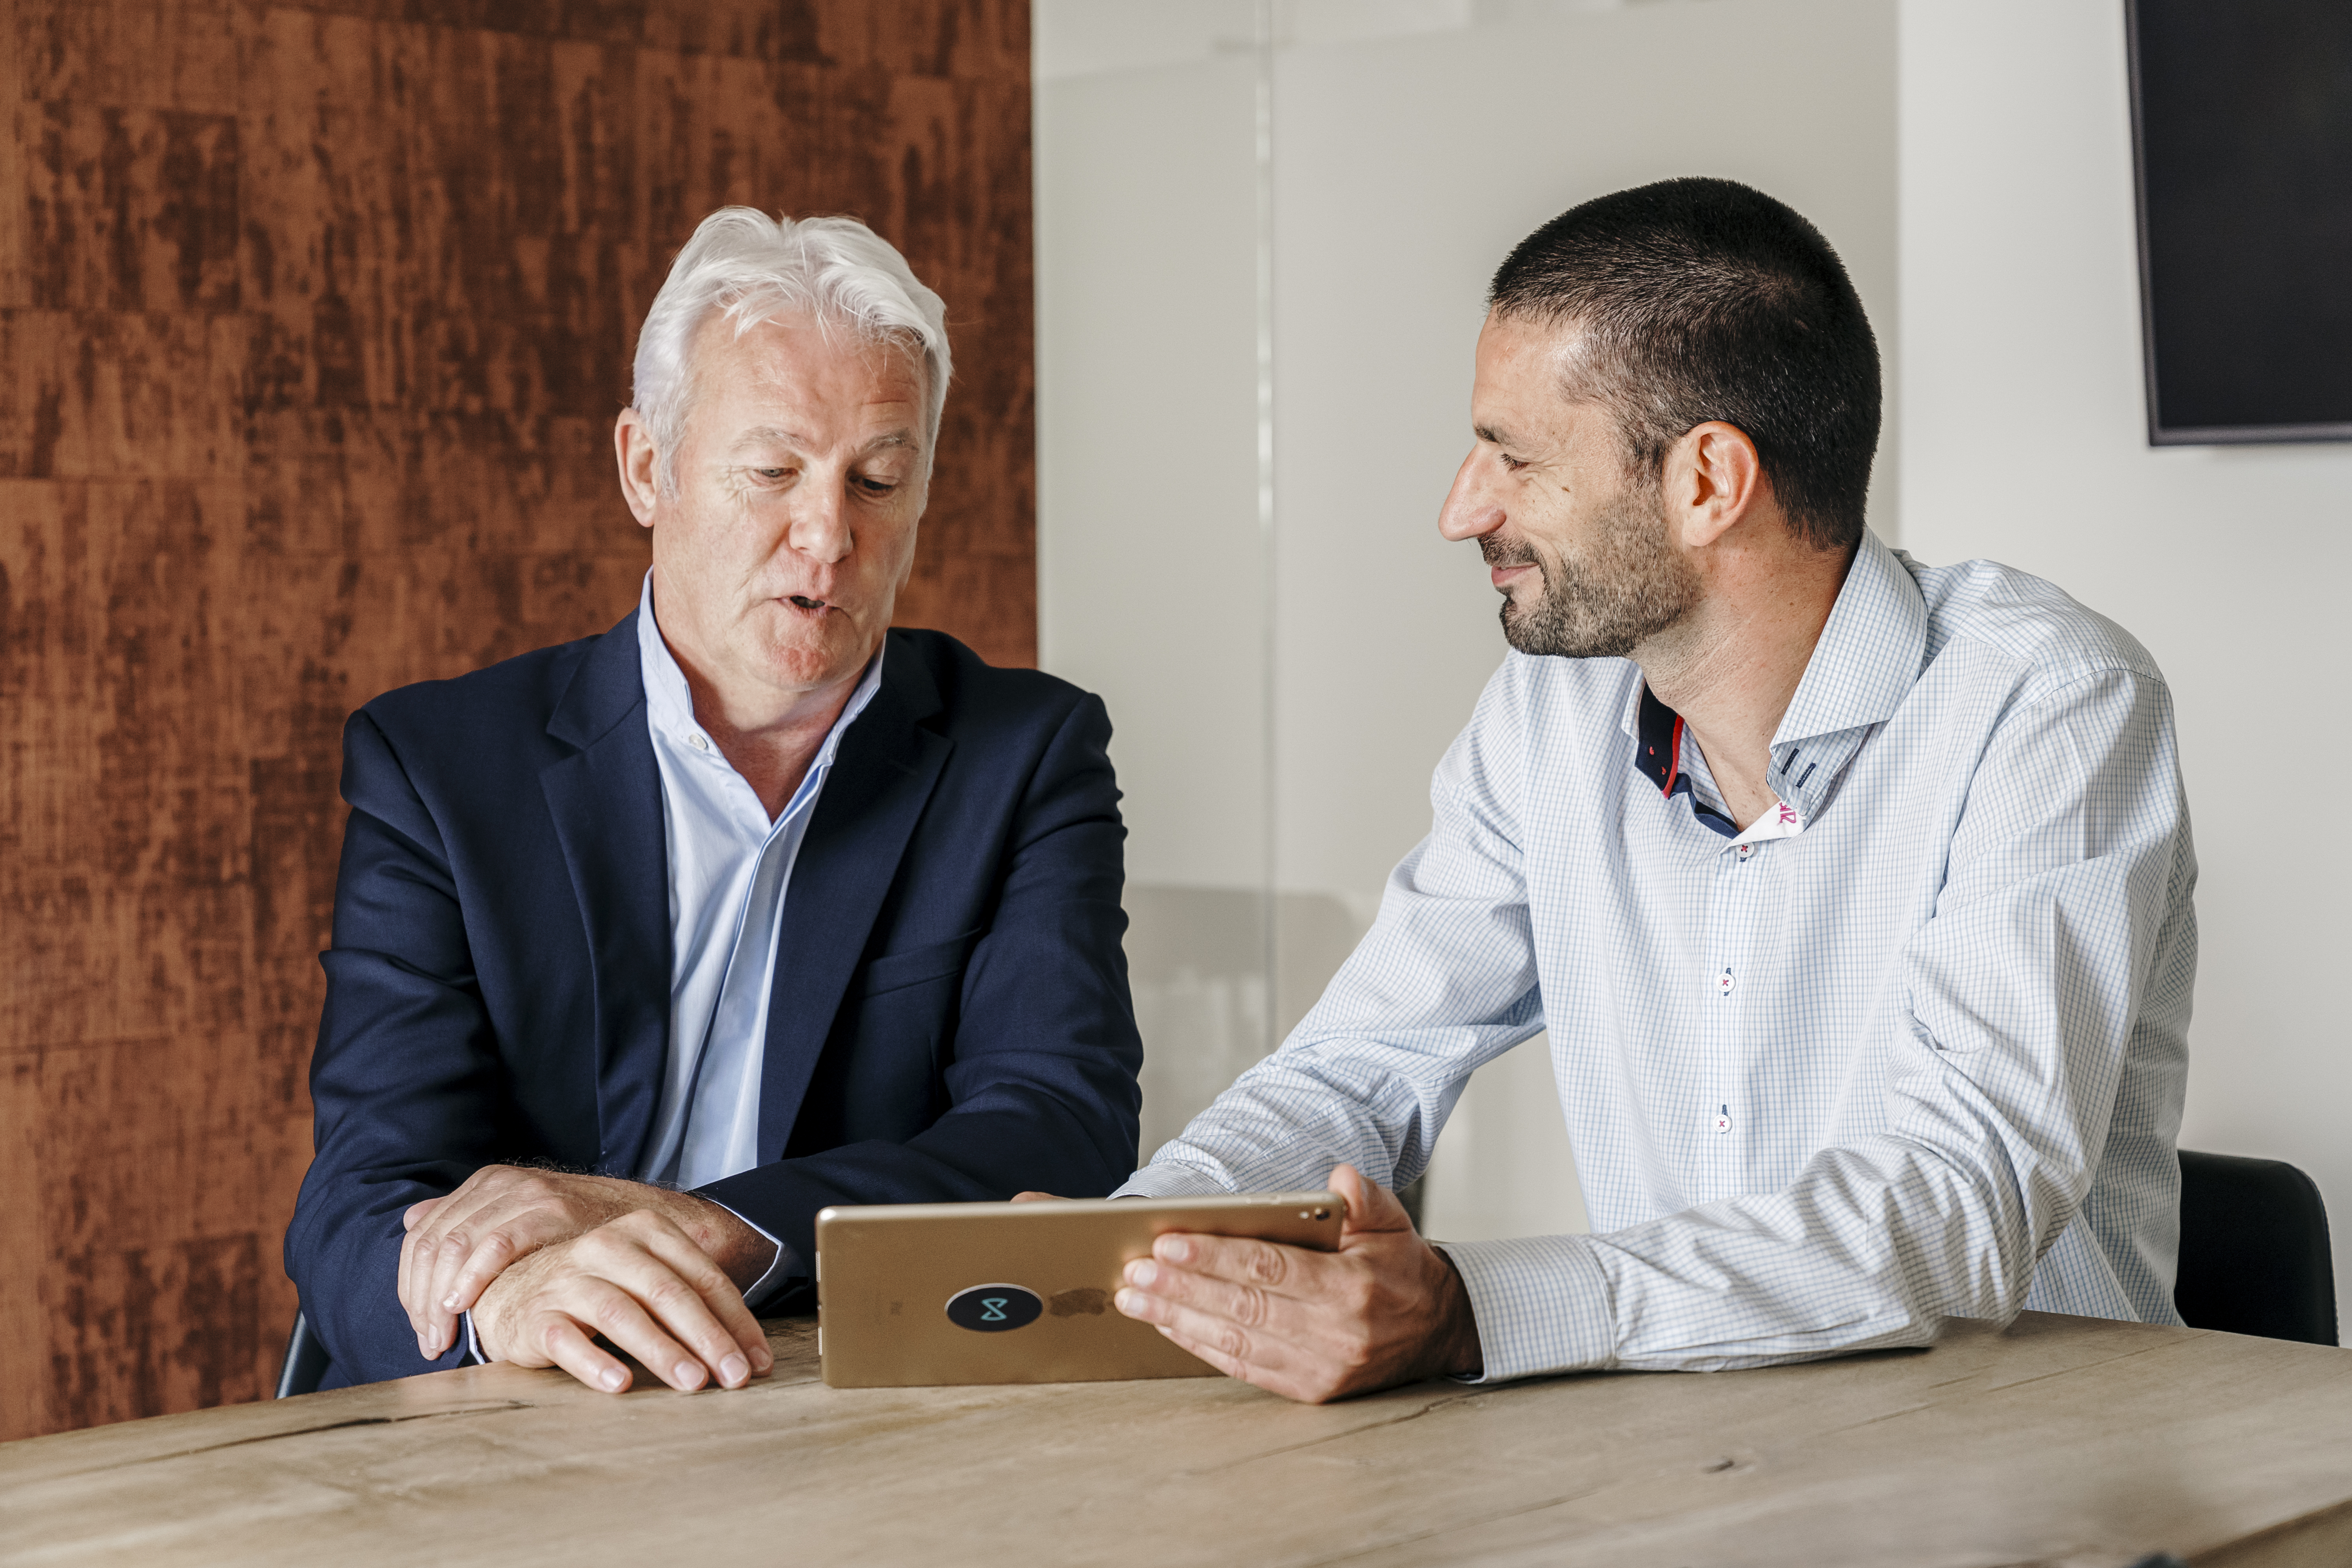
[276, 1311, 332, 1399]
[2175, 1150, 2338, 1346]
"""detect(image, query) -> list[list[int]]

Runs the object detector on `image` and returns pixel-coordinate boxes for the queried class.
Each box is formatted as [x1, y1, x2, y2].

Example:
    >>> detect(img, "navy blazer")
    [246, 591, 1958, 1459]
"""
[285, 613, 1144, 1388]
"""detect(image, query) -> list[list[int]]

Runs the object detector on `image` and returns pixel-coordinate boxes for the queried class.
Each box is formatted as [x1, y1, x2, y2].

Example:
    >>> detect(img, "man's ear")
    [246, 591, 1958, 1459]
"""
[1665, 421, 1764, 550]
[613, 408, 662, 528]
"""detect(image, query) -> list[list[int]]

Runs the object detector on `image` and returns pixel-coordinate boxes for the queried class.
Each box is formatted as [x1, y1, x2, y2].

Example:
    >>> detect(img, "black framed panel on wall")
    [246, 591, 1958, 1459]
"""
[2127, 0, 2352, 445]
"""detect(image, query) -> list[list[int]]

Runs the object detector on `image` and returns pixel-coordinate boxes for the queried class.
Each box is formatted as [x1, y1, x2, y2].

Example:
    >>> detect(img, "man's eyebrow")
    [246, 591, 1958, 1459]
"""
[726, 427, 918, 455]
[1474, 423, 1517, 448]
[730, 426, 808, 452]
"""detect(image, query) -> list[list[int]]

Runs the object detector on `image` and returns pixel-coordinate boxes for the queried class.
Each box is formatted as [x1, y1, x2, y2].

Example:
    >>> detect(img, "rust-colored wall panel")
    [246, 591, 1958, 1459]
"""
[0, 0, 1034, 1440]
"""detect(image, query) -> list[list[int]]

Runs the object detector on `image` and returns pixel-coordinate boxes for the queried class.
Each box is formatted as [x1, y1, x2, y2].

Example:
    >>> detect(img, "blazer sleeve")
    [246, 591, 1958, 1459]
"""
[697, 693, 1145, 1275]
[283, 708, 506, 1386]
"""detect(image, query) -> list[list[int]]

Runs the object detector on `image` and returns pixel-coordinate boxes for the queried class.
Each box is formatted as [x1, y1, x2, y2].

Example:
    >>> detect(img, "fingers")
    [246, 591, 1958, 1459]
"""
[399, 1166, 507, 1352]
[398, 1216, 459, 1356]
[488, 1214, 771, 1393]
[415, 1222, 492, 1360]
[618, 1213, 774, 1377]
[1151, 1230, 1304, 1293]
[1010, 1192, 1065, 1203]
[400, 1166, 615, 1361]
[1118, 1245, 1312, 1350]
[537, 1316, 635, 1394]
[1116, 1287, 1331, 1403]
[519, 1276, 704, 1392]
[424, 1194, 582, 1345]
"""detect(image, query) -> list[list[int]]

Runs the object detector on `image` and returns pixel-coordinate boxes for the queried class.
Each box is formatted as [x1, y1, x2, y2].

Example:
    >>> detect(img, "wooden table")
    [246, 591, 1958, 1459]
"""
[5, 1312, 2349, 1566]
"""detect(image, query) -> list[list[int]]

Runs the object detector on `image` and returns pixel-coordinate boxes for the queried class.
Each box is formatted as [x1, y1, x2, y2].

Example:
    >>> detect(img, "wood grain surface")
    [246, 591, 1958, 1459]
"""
[5, 1311, 2352, 1567]
[0, 0, 1035, 1441]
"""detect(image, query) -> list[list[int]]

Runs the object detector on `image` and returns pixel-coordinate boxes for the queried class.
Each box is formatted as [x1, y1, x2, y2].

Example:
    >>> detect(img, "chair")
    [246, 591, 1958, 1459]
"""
[276, 1311, 331, 1399]
[2174, 1150, 2338, 1347]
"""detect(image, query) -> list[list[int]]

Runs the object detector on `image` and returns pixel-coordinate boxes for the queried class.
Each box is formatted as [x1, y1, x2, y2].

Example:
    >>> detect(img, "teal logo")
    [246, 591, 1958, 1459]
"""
[946, 1283, 1042, 1333]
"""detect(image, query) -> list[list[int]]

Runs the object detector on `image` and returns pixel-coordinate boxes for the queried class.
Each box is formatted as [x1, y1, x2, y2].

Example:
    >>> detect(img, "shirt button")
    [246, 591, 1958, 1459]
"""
[1716, 968, 1733, 996]
[1736, 843, 1753, 860]
[688, 733, 710, 751]
[1712, 1106, 1733, 1134]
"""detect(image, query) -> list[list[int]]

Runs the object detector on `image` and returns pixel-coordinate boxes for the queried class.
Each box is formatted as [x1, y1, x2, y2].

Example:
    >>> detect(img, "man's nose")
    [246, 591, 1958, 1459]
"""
[1437, 449, 1505, 543]
[788, 474, 855, 565]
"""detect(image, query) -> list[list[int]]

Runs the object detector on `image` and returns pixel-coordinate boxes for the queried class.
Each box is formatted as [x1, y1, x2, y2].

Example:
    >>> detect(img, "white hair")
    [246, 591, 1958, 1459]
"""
[631, 208, 952, 494]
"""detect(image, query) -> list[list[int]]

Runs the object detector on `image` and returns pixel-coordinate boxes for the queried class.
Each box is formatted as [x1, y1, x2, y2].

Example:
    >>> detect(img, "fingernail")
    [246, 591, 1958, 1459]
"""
[600, 1367, 625, 1391]
[1114, 1289, 1143, 1316]
[1160, 1238, 1192, 1263]
[720, 1353, 749, 1385]
[752, 1345, 773, 1372]
[1127, 1259, 1157, 1287]
[441, 1294, 459, 1311]
[676, 1361, 706, 1389]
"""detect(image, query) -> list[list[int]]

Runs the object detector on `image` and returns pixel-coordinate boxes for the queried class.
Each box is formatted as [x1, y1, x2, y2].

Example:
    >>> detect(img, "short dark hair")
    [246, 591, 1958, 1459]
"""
[1487, 177, 1879, 552]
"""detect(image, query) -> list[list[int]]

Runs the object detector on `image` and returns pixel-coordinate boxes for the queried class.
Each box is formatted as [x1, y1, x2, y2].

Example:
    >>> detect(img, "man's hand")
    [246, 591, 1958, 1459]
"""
[1112, 1164, 1483, 1403]
[467, 1210, 773, 1394]
[399, 1165, 778, 1364]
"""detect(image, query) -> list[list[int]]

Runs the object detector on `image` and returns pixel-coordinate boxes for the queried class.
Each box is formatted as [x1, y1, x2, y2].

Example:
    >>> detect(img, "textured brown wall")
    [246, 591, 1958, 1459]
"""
[0, 0, 1034, 1440]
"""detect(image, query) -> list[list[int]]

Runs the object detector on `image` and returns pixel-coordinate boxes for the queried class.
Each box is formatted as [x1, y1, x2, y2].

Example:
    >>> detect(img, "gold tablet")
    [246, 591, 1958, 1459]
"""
[814, 1192, 1345, 1388]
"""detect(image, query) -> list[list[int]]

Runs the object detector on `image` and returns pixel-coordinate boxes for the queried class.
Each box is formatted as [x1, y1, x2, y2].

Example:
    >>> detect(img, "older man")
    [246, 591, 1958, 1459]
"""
[1108, 178, 2195, 1402]
[287, 210, 1143, 1394]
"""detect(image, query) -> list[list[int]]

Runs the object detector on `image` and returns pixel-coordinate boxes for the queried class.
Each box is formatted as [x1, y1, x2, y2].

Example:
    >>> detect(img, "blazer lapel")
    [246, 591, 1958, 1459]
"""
[540, 611, 671, 1178]
[758, 637, 950, 1160]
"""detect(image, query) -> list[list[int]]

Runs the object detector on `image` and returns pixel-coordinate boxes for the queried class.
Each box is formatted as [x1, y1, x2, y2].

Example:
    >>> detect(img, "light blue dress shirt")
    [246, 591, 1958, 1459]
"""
[637, 573, 882, 1301]
[1117, 532, 2196, 1383]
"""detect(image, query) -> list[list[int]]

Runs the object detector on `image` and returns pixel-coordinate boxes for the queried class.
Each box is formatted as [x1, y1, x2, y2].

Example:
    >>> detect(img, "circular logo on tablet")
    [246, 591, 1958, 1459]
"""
[945, 1284, 1044, 1333]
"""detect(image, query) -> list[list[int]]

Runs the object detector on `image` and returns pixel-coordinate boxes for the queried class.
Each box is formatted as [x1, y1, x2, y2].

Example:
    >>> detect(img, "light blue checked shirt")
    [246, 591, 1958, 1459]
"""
[1117, 531, 2196, 1383]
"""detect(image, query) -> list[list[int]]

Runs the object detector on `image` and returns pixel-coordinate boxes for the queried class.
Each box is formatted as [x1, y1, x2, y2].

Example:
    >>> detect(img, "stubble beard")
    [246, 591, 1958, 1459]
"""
[1483, 480, 1701, 660]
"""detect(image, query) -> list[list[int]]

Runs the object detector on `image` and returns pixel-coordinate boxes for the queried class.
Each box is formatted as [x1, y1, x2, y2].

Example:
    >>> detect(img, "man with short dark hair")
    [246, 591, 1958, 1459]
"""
[1107, 178, 2195, 1402]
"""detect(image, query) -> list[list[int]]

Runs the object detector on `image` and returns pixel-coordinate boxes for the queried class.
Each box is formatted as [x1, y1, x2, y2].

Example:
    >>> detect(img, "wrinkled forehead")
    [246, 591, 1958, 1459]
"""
[686, 306, 929, 427]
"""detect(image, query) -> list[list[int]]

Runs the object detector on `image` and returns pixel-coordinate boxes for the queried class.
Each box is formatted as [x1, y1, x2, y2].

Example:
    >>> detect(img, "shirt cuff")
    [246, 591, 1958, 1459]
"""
[701, 1196, 797, 1311]
[1110, 1162, 1235, 1200]
[460, 1309, 486, 1366]
[1432, 1233, 1617, 1384]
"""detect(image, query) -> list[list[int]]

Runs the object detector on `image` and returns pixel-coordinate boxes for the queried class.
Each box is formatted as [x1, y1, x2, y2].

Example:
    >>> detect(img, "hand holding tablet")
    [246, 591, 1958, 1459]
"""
[1111, 1164, 1485, 1404]
[817, 1165, 1481, 1401]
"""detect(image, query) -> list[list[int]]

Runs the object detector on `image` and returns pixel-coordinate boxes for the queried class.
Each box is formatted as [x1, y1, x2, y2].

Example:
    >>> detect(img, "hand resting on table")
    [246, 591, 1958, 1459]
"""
[401, 1165, 778, 1393]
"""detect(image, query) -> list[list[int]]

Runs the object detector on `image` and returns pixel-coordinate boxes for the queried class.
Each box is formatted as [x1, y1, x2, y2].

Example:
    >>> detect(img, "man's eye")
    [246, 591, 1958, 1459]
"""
[855, 476, 897, 495]
[1498, 453, 1529, 472]
[755, 467, 789, 480]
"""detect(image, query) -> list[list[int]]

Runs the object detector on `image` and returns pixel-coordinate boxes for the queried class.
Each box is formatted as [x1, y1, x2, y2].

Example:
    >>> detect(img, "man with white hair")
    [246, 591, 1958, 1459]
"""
[287, 210, 1144, 1394]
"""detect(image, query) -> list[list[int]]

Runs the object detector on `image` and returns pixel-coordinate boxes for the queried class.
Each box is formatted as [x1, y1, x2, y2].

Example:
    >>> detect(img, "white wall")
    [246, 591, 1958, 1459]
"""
[1038, 0, 1896, 1241]
[1900, 0, 2352, 1334]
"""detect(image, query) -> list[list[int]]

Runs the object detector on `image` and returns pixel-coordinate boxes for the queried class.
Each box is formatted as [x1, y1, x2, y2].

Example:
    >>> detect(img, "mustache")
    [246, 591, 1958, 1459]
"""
[1479, 534, 1546, 575]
